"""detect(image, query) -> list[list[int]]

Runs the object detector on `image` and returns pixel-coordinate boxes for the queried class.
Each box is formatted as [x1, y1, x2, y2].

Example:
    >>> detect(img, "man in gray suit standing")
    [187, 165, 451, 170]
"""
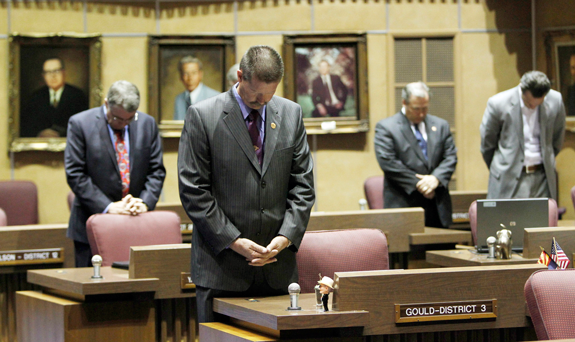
[178, 45, 315, 323]
[481, 71, 565, 200]
[374, 82, 457, 228]
[173, 56, 221, 120]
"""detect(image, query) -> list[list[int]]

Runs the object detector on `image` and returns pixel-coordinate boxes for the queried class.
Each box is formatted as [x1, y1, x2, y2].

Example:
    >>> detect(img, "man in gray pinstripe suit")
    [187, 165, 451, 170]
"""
[178, 45, 315, 323]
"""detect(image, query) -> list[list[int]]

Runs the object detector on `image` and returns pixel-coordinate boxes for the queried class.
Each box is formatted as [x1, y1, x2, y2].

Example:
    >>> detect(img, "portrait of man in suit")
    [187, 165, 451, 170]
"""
[481, 71, 565, 200]
[173, 56, 221, 120]
[374, 82, 457, 228]
[311, 59, 348, 117]
[178, 45, 315, 323]
[65, 80, 166, 267]
[20, 57, 88, 138]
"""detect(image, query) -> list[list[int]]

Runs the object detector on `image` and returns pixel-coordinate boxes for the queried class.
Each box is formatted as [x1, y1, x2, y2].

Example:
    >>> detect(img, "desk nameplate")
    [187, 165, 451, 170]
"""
[0, 248, 64, 266]
[181, 272, 195, 289]
[395, 299, 497, 323]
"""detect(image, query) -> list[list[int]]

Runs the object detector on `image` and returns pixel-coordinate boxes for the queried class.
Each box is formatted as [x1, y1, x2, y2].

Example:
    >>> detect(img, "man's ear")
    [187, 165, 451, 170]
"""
[237, 69, 243, 82]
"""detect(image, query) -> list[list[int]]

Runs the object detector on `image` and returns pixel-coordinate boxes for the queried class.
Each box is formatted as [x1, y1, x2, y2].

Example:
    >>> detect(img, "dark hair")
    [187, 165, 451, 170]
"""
[107, 80, 140, 112]
[520, 71, 551, 98]
[239, 45, 284, 83]
[43, 57, 65, 71]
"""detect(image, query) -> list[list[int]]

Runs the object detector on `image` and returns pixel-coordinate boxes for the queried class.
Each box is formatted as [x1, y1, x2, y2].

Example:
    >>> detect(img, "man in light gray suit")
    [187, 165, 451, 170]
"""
[178, 45, 315, 323]
[173, 56, 221, 120]
[374, 82, 457, 228]
[481, 71, 565, 200]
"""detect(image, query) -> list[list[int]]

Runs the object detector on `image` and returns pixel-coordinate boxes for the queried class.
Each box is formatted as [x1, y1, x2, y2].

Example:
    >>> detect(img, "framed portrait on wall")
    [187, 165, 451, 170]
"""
[8, 33, 102, 152]
[148, 35, 235, 137]
[283, 33, 368, 134]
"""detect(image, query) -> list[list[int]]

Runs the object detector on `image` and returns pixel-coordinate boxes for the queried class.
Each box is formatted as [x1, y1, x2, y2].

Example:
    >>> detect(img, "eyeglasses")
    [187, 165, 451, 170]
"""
[42, 68, 64, 76]
[111, 112, 138, 124]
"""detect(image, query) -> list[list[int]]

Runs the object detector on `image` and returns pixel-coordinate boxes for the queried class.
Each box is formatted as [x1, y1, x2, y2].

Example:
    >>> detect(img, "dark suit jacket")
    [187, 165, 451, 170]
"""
[178, 89, 315, 292]
[21, 84, 88, 137]
[374, 112, 457, 228]
[65, 106, 166, 244]
[311, 74, 348, 116]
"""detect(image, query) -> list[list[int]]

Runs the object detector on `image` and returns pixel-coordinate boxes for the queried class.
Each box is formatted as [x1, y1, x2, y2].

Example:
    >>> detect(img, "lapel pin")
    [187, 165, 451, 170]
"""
[431, 126, 437, 132]
[271, 123, 277, 129]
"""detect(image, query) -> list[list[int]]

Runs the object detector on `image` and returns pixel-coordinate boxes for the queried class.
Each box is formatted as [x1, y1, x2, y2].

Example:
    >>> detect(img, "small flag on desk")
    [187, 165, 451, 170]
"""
[551, 238, 571, 270]
[538, 247, 558, 270]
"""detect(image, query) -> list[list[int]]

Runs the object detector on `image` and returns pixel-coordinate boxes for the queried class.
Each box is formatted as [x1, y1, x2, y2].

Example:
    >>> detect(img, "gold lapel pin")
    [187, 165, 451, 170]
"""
[271, 123, 276, 129]
[431, 126, 437, 132]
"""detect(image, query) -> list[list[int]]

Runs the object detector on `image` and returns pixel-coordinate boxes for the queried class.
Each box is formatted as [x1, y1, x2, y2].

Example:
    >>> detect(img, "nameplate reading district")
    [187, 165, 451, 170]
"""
[395, 299, 497, 323]
[0, 248, 64, 266]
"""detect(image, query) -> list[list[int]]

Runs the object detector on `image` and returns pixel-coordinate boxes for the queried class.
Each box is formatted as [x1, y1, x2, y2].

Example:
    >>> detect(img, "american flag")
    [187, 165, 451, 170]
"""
[551, 239, 571, 270]
[538, 249, 557, 270]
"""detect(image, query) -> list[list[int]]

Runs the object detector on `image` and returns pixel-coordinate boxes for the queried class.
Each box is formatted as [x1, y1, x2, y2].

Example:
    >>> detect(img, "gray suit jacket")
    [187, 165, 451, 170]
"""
[480, 86, 565, 200]
[173, 84, 221, 120]
[374, 112, 457, 228]
[178, 89, 315, 292]
[65, 106, 166, 243]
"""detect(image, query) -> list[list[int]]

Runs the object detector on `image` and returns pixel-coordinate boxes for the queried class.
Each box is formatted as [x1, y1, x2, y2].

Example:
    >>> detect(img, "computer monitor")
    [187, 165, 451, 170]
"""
[476, 198, 549, 253]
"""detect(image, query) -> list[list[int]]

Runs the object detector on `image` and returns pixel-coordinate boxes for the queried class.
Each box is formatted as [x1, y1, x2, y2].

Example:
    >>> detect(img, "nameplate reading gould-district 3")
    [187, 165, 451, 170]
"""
[395, 299, 497, 323]
[0, 248, 64, 266]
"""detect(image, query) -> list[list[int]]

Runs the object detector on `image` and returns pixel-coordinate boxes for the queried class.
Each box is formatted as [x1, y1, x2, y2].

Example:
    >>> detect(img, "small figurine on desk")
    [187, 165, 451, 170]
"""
[318, 276, 334, 312]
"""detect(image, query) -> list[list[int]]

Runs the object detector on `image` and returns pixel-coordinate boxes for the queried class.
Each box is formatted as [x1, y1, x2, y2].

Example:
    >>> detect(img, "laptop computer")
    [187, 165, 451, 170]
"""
[475, 198, 549, 253]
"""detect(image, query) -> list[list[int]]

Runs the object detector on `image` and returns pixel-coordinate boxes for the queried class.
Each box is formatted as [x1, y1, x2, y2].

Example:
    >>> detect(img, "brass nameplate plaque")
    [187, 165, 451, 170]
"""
[395, 299, 497, 323]
[0, 248, 64, 266]
[181, 272, 196, 289]
[180, 223, 193, 234]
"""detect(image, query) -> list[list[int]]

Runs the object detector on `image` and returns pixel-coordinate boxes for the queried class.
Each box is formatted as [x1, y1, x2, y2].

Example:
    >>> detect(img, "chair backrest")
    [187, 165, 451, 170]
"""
[364, 176, 384, 209]
[525, 269, 575, 340]
[296, 228, 389, 293]
[0, 208, 7, 227]
[86, 211, 183, 266]
[67, 191, 75, 211]
[571, 185, 575, 213]
[469, 199, 558, 246]
[0, 180, 39, 226]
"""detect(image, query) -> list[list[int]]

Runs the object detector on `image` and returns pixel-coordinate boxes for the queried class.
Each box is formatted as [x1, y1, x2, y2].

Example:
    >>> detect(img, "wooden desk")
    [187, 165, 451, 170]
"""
[523, 227, 575, 266]
[210, 265, 543, 341]
[426, 249, 539, 267]
[0, 223, 74, 342]
[17, 244, 197, 342]
[308, 208, 424, 253]
[449, 190, 487, 229]
[410, 227, 472, 245]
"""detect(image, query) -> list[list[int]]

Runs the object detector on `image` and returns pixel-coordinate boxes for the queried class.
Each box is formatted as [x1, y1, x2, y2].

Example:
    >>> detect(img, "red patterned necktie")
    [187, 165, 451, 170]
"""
[114, 130, 130, 197]
[248, 110, 263, 165]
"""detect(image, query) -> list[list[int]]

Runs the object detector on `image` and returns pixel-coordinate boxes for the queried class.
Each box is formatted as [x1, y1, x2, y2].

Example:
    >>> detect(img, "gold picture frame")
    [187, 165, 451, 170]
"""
[8, 33, 102, 152]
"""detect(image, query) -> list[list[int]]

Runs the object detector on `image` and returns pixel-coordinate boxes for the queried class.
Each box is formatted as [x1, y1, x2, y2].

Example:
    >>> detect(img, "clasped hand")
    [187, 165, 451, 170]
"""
[415, 174, 439, 199]
[230, 236, 290, 267]
[108, 195, 148, 216]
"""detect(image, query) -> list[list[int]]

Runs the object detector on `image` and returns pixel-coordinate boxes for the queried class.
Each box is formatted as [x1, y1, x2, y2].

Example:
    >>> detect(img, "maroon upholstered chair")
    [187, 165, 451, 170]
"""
[86, 211, 183, 266]
[0, 180, 38, 226]
[67, 191, 75, 211]
[525, 269, 575, 340]
[571, 185, 575, 212]
[364, 175, 384, 209]
[296, 228, 389, 293]
[0, 208, 7, 227]
[469, 199, 558, 246]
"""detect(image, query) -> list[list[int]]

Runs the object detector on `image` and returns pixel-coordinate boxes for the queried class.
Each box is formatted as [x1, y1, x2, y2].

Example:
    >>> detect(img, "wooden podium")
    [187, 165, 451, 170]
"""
[16, 244, 195, 342]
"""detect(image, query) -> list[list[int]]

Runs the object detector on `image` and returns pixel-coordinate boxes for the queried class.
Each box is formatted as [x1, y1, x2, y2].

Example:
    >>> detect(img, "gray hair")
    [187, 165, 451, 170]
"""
[226, 63, 240, 84]
[107, 80, 140, 112]
[402, 81, 430, 104]
[239, 45, 284, 83]
[178, 56, 203, 76]
[520, 71, 551, 98]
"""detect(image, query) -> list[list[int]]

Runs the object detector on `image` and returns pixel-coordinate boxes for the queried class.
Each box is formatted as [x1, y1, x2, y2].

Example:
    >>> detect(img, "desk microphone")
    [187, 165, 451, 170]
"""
[91, 255, 103, 279]
[287, 283, 301, 310]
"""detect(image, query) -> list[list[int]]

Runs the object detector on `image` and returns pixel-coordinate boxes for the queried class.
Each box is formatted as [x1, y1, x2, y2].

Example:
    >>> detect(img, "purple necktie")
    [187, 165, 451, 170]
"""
[248, 109, 263, 165]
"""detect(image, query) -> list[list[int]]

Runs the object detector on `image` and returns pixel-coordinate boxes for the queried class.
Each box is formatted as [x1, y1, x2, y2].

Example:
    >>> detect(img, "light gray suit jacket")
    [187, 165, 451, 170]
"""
[173, 84, 221, 120]
[480, 86, 565, 200]
[178, 89, 315, 292]
[375, 113, 457, 228]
